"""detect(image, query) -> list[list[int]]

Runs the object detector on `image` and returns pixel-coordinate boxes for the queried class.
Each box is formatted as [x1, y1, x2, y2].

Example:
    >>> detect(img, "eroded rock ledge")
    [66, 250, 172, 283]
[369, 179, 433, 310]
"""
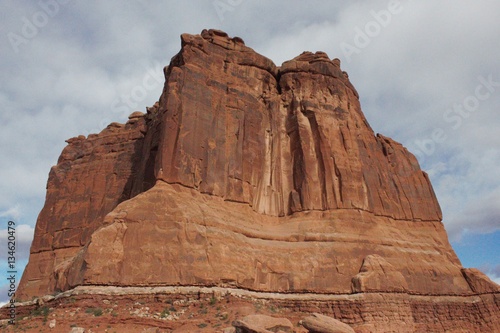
[7, 285, 500, 333]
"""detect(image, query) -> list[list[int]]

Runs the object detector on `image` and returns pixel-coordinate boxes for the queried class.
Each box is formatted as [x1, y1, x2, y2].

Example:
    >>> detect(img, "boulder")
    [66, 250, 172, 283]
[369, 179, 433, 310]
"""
[301, 313, 354, 333]
[233, 314, 293, 333]
[351, 254, 408, 293]
[68, 328, 85, 333]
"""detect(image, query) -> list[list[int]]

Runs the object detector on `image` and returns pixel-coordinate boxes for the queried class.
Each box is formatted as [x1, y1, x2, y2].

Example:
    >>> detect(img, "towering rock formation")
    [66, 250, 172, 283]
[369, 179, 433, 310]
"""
[17, 30, 499, 332]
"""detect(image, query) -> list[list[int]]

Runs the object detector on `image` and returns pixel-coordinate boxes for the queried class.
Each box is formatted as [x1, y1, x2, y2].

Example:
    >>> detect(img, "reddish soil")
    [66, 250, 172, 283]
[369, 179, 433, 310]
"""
[1, 294, 308, 333]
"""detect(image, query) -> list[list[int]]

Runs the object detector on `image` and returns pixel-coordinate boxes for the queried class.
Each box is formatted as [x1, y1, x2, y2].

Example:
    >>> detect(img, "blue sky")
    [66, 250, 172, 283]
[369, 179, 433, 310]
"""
[0, 0, 499, 303]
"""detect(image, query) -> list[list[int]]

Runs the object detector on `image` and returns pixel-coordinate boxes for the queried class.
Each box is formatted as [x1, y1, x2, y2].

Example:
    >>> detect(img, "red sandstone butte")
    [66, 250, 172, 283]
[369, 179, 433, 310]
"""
[16, 29, 500, 332]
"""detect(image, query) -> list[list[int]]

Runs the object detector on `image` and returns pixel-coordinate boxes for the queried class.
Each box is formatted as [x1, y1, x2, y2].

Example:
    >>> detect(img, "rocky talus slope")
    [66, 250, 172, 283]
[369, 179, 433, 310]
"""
[10, 29, 500, 332]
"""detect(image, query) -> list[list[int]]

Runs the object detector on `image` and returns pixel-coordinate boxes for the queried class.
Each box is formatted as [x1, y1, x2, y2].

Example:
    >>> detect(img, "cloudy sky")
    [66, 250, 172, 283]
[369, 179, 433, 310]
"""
[0, 0, 499, 303]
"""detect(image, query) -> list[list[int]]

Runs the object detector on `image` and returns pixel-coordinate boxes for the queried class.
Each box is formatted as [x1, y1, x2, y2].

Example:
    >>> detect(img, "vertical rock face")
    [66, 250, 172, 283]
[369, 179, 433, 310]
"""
[154, 30, 441, 220]
[156, 30, 279, 212]
[17, 29, 499, 331]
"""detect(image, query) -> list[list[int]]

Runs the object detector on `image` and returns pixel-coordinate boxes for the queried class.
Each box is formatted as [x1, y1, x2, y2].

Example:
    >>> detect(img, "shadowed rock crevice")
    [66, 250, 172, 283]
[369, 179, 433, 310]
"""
[302, 105, 328, 210]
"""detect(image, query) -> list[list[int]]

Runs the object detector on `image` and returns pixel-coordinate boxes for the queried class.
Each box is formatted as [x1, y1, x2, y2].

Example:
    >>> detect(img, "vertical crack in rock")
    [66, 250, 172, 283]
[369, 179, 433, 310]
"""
[302, 105, 327, 210]
[286, 95, 305, 213]
[333, 156, 344, 206]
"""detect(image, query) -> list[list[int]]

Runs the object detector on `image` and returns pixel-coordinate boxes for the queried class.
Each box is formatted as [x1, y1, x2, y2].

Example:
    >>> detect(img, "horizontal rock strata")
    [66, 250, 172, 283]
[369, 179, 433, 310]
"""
[6, 285, 500, 333]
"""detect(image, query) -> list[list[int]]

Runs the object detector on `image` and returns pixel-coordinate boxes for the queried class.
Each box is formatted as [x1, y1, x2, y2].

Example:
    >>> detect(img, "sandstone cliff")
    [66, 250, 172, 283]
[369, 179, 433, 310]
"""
[16, 30, 499, 332]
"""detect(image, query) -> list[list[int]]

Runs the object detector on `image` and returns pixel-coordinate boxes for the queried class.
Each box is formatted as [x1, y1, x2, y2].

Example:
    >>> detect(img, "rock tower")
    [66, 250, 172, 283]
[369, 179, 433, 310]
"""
[17, 30, 500, 332]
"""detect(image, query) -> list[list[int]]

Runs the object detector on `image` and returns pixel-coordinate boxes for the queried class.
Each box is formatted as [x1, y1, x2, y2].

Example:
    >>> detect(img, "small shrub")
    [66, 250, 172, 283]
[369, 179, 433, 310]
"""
[253, 302, 263, 311]
[160, 308, 170, 318]
[31, 306, 49, 317]
[31, 306, 50, 323]
[209, 297, 217, 306]
[198, 323, 208, 328]
[85, 307, 103, 317]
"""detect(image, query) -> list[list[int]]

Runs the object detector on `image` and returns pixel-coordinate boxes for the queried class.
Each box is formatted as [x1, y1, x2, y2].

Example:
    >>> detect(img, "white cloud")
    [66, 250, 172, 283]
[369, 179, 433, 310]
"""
[0, 206, 21, 221]
[482, 264, 500, 286]
[432, 149, 500, 241]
